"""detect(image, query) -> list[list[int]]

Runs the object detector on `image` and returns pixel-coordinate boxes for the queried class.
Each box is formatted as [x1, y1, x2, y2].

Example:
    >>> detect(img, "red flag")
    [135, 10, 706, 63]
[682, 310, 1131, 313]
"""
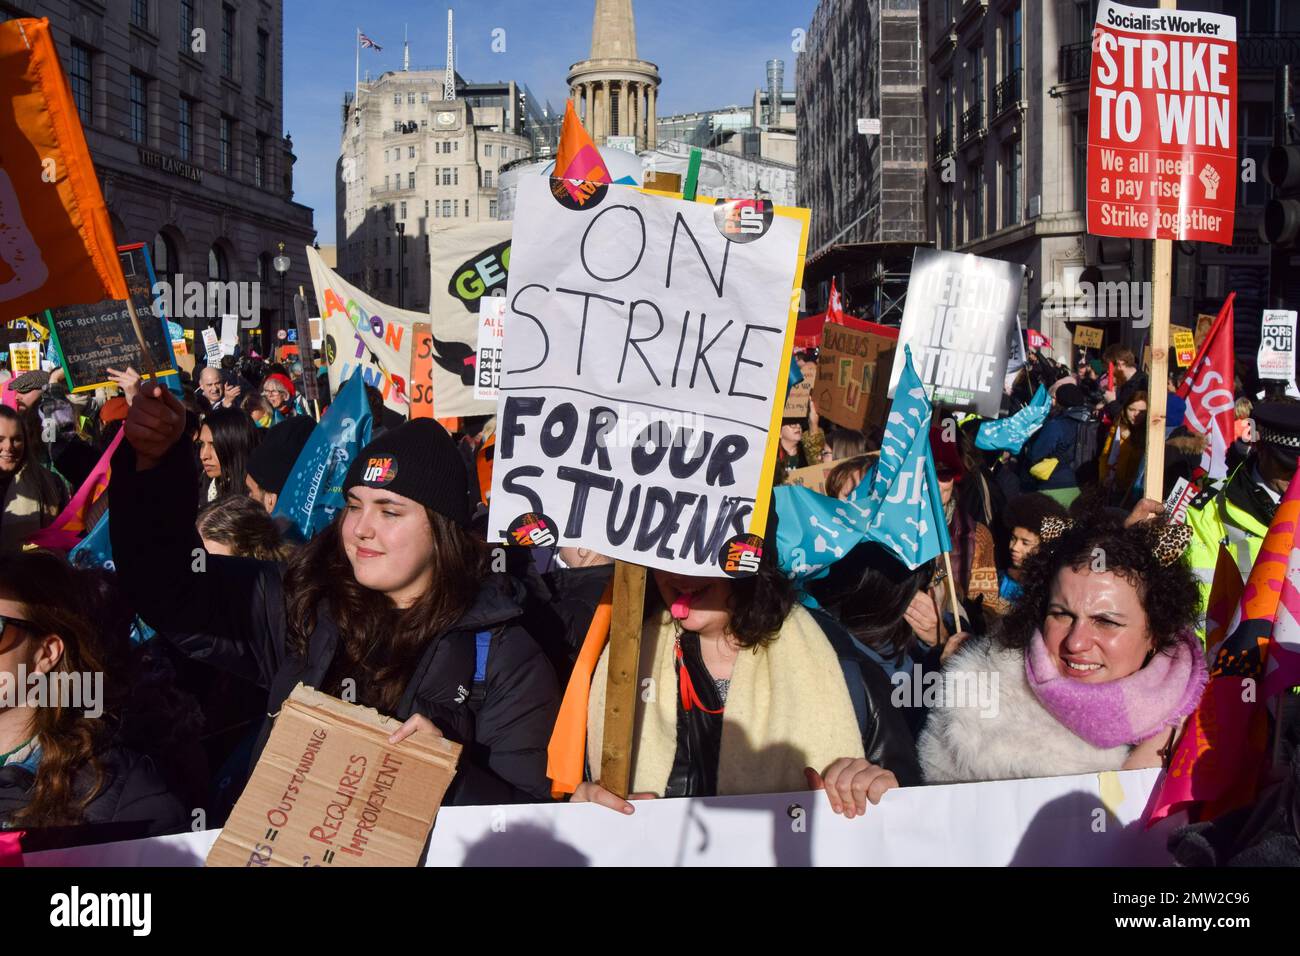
[1176, 293, 1236, 480]
[0, 19, 128, 322]
[1149, 468, 1300, 824]
[827, 279, 845, 323]
[1027, 329, 1051, 350]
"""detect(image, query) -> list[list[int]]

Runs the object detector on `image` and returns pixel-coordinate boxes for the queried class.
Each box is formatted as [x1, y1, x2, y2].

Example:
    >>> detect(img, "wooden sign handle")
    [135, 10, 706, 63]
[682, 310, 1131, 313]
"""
[1145, 237, 1172, 502]
[599, 560, 647, 799]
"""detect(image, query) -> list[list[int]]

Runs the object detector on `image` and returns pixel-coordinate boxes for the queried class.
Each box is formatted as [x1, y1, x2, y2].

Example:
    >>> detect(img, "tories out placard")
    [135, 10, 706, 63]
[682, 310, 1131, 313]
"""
[488, 176, 808, 576]
[1087, 1, 1237, 245]
[888, 249, 1023, 417]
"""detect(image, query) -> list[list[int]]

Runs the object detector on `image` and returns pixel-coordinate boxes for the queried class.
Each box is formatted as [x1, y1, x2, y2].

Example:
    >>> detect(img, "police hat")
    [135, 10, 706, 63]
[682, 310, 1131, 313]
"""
[1254, 401, 1300, 452]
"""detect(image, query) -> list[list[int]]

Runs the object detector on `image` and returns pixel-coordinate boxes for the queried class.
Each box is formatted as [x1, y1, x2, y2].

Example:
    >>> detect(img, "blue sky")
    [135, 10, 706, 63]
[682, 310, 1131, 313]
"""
[285, 0, 817, 243]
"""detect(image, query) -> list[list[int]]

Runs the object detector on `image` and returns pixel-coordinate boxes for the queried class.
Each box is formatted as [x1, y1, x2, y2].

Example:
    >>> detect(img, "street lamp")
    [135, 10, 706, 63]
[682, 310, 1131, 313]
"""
[273, 241, 290, 354]
[396, 221, 405, 309]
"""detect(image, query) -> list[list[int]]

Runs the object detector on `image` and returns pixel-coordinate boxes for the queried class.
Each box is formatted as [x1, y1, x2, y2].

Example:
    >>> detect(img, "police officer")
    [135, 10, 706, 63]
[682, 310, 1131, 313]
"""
[1185, 400, 1300, 630]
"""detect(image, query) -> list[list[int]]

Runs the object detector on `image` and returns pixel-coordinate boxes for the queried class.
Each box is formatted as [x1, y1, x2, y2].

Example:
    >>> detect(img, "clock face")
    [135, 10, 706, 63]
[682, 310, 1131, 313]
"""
[436, 112, 456, 127]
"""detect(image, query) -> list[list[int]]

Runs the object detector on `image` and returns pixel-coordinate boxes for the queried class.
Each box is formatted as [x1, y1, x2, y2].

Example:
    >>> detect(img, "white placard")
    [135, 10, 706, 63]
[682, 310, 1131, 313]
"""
[857, 117, 881, 135]
[201, 328, 221, 366]
[487, 176, 806, 575]
[1258, 309, 1296, 383]
[475, 296, 506, 401]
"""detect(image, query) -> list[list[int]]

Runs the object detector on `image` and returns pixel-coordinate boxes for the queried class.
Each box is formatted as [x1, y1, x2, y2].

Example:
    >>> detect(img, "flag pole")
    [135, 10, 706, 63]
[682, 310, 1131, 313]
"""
[354, 28, 360, 102]
[940, 550, 962, 644]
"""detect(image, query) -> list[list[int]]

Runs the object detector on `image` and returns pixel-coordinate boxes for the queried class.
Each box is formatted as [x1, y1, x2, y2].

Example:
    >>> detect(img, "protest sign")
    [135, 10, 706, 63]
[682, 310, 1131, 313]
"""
[785, 461, 832, 495]
[1164, 476, 1195, 525]
[1172, 326, 1196, 367]
[889, 249, 1023, 416]
[487, 176, 809, 576]
[201, 328, 221, 366]
[1258, 309, 1296, 383]
[310, 246, 492, 418]
[1073, 325, 1104, 349]
[8, 341, 38, 373]
[1086, 1, 1237, 245]
[1194, 312, 1216, 350]
[475, 296, 506, 401]
[45, 245, 177, 392]
[409, 323, 434, 420]
[219, 315, 239, 356]
[206, 684, 461, 868]
[813, 323, 895, 430]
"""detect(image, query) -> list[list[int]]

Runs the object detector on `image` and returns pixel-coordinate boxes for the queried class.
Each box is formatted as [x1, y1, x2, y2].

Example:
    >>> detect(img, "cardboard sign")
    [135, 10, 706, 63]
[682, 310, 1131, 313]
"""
[785, 461, 833, 495]
[8, 341, 39, 373]
[45, 245, 178, 392]
[890, 248, 1023, 416]
[206, 684, 461, 868]
[1173, 328, 1196, 367]
[488, 177, 809, 576]
[783, 364, 815, 418]
[813, 324, 894, 430]
[409, 322, 434, 420]
[202, 328, 221, 366]
[1086, 1, 1238, 245]
[1258, 309, 1296, 383]
[475, 296, 506, 401]
[1074, 325, 1104, 349]
[1194, 312, 1215, 350]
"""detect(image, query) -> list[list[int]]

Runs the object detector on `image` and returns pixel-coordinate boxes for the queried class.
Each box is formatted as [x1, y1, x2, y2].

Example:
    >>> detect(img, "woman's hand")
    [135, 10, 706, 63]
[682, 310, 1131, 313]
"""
[1124, 498, 1165, 527]
[905, 589, 942, 646]
[806, 760, 899, 818]
[222, 381, 242, 407]
[941, 630, 971, 663]
[569, 781, 657, 814]
[106, 366, 142, 404]
[123, 382, 186, 470]
[388, 713, 443, 744]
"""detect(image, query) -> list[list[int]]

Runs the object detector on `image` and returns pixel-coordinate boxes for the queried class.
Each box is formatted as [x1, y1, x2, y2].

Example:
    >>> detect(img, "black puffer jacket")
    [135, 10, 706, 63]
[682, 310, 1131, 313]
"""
[0, 744, 188, 838]
[108, 439, 560, 805]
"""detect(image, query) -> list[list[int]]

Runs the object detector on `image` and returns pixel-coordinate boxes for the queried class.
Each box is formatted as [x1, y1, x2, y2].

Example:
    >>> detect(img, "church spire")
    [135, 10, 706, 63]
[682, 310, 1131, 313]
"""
[590, 0, 637, 60]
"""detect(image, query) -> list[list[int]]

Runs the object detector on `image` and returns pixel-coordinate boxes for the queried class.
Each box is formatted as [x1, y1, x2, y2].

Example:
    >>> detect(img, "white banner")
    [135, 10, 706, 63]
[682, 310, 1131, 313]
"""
[307, 245, 491, 418]
[21, 770, 1179, 867]
[487, 177, 807, 576]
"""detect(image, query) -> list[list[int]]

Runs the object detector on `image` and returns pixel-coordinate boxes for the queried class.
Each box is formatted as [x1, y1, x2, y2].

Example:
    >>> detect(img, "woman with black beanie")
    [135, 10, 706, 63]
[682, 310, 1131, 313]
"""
[108, 383, 560, 806]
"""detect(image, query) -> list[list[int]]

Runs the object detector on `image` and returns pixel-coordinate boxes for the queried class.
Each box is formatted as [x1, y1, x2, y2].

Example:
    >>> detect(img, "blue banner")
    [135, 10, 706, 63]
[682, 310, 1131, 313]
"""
[272, 370, 372, 539]
[975, 383, 1050, 454]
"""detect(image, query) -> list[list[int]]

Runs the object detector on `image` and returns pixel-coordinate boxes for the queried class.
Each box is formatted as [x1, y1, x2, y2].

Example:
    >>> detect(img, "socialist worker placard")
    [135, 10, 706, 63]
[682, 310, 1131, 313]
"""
[1087, 1, 1237, 245]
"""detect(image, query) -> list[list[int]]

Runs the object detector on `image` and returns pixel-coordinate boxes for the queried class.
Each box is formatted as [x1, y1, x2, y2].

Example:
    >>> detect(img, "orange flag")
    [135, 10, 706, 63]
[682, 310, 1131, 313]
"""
[551, 99, 611, 207]
[546, 580, 613, 797]
[0, 18, 127, 322]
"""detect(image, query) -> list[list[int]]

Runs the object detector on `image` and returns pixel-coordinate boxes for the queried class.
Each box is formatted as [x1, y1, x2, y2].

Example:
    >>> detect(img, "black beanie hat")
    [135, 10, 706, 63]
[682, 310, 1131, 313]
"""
[247, 416, 316, 495]
[343, 419, 469, 527]
[1055, 383, 1086, 408]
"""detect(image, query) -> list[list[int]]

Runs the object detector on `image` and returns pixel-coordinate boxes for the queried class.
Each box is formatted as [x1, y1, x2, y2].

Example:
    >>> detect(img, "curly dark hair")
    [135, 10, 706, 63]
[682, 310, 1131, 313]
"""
[995, 509, 1200, 656]
[644, 546, 795, 649]
[806, 541, 933, 662]
[1003, 493, 1068, 539]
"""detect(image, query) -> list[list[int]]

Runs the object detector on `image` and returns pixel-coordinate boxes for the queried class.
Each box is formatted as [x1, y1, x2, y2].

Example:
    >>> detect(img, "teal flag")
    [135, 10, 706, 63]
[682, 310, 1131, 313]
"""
[272, 370, 373, 539]
[975, 384, 1049, 454]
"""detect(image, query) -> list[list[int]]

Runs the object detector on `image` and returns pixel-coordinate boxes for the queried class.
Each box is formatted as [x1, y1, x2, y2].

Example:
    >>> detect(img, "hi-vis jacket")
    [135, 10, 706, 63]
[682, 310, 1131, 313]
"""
[1185, 466, 1274, 637]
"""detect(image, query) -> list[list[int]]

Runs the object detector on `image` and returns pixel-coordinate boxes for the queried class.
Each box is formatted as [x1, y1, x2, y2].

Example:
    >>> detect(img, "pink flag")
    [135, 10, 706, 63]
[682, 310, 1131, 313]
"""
[27, 428, 123, 550]
[0, 831, 22, 867]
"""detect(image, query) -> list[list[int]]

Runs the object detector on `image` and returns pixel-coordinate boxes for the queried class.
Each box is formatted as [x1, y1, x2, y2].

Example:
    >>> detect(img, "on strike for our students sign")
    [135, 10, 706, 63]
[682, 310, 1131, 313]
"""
[488, 176, 808, 577]
[1087, 0, 1237, 245]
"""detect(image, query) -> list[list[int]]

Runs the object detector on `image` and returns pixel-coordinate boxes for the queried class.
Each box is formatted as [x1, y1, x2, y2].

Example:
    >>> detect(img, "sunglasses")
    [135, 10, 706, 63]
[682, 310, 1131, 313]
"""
[0, 615, 36, 653]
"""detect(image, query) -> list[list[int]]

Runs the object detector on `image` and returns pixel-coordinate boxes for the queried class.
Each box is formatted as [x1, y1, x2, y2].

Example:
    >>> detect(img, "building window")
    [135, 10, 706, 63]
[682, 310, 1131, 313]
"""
[421, 119, 428, 130]
[939, 185, 953, 249]
[1072, 112, 1088, 213]
[208, 245, 227, 281]
[256, 30, 269, 98]
[129, 72, 148, 144]
[968, 45, 983, 114]
[442, 199, 452, 217]
[408, 93, 415, 105]
[424, 200, 429, 217]
[394, 94, 402, 106]
[385, 268, 392, 288]
[1003, 139, 1022, 227]
[400, 200, 407, 219]
[70, 44, 93, 126]
[464, 199, 469, 217]
[420, 92, 429, 103]
[384, 174, 389, 190]
[219, 115, 232, 173]
[178, 98, 193, 160]
[1005, 4, 1022, 77]
[1241, 103, 1273, 208]
[968, 161, 984, 239]
[485, 144, 493, 157]
[385, 236, 391, 255]
[409, 145, 416, 159]
[221, 5, 236, 78]
[408, 172, 416, 189]
[255, 133, 267, 187]
[131, 0, 149, 29]
[484, 170, 493, 188]
[180, 0, 196, 51]
[489, 199, 498, 218]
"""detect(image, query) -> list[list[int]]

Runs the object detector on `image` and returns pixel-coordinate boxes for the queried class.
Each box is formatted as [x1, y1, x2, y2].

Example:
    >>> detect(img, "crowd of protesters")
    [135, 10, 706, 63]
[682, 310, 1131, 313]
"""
[0, 333, 1297, 865]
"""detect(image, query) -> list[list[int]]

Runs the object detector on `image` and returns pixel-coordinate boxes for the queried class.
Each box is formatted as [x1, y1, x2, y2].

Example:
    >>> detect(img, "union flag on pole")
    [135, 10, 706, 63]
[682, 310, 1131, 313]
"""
[827, 278, 845, 323]
[1176, 293, 1236, 480]
[0, 18, 128, 322]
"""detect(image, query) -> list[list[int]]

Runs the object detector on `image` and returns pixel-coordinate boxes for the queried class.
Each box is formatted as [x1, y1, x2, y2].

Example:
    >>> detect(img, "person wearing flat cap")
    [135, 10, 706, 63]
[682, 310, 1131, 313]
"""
[1185, 399, 1300, 635]
[109, 389, 560, 805]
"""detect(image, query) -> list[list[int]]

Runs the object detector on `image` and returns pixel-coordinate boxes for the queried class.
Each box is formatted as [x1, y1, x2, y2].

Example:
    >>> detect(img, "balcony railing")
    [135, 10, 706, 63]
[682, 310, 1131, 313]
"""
[959, 102, 983, 145]
[1059, 41, 1091, 85]
[934, 125, 953, 158]
[993, 68, 1022, 119]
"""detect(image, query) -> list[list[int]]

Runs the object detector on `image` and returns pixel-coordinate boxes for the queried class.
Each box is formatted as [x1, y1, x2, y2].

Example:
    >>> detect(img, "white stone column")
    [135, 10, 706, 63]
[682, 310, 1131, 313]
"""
[647, 84, 657, 148]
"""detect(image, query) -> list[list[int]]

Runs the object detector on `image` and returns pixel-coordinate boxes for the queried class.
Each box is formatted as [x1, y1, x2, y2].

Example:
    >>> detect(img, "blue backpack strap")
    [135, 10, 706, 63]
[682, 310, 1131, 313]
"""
[470, 630, 492, 707]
